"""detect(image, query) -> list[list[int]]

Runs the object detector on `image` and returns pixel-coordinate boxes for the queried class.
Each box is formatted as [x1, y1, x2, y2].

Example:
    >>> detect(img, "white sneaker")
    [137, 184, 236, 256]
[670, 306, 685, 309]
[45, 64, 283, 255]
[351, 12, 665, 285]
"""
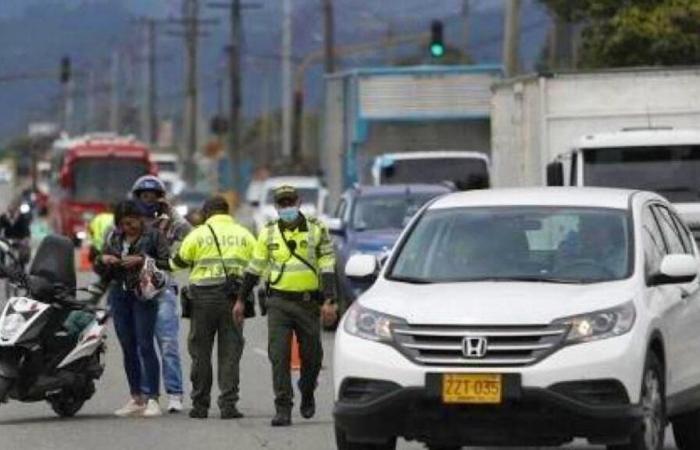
[167, 395, 184, 413]
[142, 399, 162, 418]
[115, 399, 146, 417]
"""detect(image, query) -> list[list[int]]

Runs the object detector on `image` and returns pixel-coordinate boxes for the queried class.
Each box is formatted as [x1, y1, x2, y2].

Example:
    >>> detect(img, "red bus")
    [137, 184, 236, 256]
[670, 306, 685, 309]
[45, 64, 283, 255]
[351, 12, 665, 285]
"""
[49, 133, 157, 244]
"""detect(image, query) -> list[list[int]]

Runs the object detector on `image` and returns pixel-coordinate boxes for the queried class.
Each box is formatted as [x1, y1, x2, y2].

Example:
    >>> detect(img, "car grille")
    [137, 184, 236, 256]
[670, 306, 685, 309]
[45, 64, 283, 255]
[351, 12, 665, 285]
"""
[392, 324, 569, 367]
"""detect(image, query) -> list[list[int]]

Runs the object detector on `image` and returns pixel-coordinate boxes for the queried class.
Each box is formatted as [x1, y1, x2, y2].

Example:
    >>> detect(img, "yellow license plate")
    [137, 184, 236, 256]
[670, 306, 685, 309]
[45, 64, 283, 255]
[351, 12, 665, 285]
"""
[442, 374, 502, 404]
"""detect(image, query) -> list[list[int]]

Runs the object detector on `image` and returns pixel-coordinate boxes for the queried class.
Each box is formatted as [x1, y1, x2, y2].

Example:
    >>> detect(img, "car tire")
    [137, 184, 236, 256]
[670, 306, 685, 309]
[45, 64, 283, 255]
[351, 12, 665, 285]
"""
[672, 409, 700, 449]
[335, 425, 397, 450]
[607, 352, 666, 450]
[0, 376, 12, 402]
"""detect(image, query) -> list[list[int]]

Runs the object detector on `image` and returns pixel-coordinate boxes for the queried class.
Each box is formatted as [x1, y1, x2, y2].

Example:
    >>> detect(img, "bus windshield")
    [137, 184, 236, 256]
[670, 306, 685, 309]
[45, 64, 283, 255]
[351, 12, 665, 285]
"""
[72, 158, 150, 203]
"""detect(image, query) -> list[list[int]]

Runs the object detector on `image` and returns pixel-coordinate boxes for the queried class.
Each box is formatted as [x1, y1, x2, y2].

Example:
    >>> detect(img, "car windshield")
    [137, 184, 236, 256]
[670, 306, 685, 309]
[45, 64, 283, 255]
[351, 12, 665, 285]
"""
[352, 194, 438, 231]
[72, 159, 149, 203]
[265, 187, 319, 204]
[584, 146, 700, 202]
[389, 206, 632, 284]
[380, 158, 488, 189]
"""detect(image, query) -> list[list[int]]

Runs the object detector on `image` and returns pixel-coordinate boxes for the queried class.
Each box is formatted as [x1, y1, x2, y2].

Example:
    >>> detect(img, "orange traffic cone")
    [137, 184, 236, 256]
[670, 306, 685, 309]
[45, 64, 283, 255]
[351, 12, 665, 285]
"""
[290, 332, 301, 371]
[78, 245, 92, 272]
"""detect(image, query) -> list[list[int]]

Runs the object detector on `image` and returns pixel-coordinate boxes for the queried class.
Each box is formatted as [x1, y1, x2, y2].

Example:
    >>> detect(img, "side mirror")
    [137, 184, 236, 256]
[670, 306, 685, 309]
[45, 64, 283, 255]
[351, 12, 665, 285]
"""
[327, 217, 345, 237]
[345, 254, 379, 281]
[546, 162, 564, 187]
[649, 254, 698, 286]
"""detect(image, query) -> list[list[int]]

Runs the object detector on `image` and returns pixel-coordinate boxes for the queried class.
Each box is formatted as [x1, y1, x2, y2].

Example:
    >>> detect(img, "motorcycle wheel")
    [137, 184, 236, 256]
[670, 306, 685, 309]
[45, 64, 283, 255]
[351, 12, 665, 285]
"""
[49, 395, 86, 418]
[0, 376, 12, 402]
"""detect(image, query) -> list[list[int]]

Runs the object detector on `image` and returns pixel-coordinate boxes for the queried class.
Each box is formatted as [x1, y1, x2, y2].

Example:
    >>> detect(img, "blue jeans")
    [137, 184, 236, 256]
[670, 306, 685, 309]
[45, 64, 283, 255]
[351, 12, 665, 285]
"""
[109, 286, 160, 398]
[155, 287, 184, 395]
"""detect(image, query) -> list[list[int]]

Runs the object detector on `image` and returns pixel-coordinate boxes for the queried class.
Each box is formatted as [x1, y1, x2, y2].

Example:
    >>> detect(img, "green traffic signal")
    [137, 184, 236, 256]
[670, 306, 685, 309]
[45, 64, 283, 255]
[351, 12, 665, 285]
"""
[430, 43, 445, 58]
[429, 20, 445, 59]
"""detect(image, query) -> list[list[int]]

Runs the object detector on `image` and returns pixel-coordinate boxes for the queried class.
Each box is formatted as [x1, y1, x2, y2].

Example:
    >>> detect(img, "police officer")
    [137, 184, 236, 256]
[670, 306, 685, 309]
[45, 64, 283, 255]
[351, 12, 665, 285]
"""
[235, 185, 337, 427]
[87, 207, 114, 262]
[171, 196, 255, 419]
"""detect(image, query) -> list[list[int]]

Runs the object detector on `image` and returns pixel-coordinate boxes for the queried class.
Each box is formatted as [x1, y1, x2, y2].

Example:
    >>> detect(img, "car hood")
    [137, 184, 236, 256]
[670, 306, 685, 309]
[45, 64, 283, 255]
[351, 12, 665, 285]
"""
[351, 229, 402, 254]
[360, 279, 638, 325]
[674, 203, 700, 230]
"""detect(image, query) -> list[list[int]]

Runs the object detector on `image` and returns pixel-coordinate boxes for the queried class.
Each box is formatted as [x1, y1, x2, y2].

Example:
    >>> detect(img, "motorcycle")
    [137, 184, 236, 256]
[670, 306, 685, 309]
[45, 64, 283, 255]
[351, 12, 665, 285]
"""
[0, 234, 109, 417]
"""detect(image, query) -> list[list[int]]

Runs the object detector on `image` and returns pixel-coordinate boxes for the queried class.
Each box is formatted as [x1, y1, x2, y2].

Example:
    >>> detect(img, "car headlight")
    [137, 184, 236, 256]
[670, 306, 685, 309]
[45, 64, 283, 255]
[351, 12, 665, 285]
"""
[20, 203, 31, 214]
[0, 313, 27, 340]
[554, 302, 636, 344]
[175, 204, 189, 217]
[344, 303, 405, 342]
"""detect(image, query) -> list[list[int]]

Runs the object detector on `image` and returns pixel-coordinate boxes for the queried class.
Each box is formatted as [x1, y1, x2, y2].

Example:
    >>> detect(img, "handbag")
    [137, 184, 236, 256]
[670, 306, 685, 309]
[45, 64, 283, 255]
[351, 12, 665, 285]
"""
[206, 224, 256, 318]
[136, 256, 167, 301]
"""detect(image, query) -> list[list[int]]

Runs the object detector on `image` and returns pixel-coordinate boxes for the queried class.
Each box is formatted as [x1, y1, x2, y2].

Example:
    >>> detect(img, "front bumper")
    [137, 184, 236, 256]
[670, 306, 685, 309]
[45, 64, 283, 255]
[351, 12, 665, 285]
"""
[334, 375, 644, 447]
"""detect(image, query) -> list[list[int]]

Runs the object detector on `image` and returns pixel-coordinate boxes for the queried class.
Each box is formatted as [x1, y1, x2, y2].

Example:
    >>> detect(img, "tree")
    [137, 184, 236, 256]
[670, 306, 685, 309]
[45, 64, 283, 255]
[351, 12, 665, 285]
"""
[540, 0, 700, 68]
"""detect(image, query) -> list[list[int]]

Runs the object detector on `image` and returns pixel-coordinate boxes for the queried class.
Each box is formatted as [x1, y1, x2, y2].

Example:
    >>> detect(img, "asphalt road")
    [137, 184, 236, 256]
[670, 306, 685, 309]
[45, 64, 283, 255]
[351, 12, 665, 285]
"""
[0, 270, 679, 450]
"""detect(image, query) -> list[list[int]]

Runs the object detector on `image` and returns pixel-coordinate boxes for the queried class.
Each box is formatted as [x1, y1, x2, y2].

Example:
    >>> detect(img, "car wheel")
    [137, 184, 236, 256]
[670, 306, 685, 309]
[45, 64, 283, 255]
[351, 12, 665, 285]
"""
[335, 425, 397, 450]
[607, 352, 666, 450]
[672, 408, 700, 449]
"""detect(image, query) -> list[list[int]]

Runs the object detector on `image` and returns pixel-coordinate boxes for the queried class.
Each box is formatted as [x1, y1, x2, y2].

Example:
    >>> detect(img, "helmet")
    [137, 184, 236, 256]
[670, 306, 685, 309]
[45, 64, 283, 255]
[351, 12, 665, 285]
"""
[131, 175, 166, 197]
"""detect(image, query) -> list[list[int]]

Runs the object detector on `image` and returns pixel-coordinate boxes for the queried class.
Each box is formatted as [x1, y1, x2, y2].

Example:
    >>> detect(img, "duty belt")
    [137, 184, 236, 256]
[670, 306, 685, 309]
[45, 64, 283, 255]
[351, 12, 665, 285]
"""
[270, 289, 320, 303]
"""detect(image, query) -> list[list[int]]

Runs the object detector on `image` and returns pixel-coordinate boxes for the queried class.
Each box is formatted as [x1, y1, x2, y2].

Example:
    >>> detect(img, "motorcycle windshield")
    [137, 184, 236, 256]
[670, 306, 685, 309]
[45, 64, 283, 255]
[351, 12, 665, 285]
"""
[29, 235, 76, 290]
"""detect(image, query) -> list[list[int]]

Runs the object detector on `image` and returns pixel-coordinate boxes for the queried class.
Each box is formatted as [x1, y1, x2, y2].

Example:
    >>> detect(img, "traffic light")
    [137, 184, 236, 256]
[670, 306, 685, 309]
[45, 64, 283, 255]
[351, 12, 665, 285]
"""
[210, 115, 229, 135]
[60, 56, 71, 84]
[429, 20, 445, 58]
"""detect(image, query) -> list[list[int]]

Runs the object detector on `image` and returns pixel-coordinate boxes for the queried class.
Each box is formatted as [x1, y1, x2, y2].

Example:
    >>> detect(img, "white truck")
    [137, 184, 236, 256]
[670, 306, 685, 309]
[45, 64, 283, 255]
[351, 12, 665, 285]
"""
[491, 67, 700, 235]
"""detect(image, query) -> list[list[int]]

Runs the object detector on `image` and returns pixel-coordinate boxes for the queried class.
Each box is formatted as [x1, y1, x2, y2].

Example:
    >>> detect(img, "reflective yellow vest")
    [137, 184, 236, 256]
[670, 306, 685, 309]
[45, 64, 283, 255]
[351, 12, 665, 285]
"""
[247, 216, 335, 292]
[171, 214, 255, 285]
[88, 212, 114, 252]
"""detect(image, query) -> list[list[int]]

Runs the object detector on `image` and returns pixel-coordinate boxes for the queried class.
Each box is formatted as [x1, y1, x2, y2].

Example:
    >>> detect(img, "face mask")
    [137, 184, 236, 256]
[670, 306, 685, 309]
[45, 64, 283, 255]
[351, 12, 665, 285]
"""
[277, 207, 300, 223]
[136, 200, 159, 218]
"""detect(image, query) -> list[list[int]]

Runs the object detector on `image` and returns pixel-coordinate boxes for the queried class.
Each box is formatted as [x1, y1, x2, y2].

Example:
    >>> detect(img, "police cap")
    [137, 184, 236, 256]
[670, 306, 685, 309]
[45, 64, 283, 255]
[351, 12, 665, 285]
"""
[273, 185, 299, 203]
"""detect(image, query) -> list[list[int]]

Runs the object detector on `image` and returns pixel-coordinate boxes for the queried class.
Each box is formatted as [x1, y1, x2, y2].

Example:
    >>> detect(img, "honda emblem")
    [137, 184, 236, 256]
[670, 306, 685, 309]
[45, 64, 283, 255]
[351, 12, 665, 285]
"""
[462, 336, 488, 358]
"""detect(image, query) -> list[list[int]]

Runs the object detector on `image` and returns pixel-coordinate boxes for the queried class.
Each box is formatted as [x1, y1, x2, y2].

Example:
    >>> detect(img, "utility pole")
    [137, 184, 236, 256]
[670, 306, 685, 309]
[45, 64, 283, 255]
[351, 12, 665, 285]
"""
[145, 19, 159, 144]
[164, 2, 218, 185]
[209, 0, 261, 192]
[462, 0, 470, 56]
[183, 0, 200, 185]
[109, 51, 120, 133]
[86, 70, 96, 132]
[322, 0, 335, 73]
[281, 0, 293, 160]
[502, 0, 521, 77]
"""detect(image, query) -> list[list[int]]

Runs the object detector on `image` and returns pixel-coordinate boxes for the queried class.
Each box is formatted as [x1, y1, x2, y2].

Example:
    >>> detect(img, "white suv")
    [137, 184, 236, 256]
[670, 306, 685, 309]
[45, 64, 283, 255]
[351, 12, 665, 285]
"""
[333, 187, 700, 450]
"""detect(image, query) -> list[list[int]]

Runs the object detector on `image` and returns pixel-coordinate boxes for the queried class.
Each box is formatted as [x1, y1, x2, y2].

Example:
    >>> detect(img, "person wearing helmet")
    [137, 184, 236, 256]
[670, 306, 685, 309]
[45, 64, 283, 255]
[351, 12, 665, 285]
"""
[131, 174, 192, 413]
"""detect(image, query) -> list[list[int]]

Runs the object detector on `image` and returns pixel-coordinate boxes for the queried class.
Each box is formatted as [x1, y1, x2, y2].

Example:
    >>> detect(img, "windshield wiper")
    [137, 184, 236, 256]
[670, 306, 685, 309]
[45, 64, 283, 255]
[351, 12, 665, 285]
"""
[463, 276, 584, 284]
[388, 275, 434, 284]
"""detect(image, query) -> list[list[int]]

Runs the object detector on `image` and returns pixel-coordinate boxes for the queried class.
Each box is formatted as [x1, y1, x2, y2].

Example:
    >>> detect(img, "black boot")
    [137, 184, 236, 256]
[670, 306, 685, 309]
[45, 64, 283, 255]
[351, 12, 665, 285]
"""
[271, 408, 292, 427]
[300, 392, 315, 419]
[189, 407, 208, 419]
[220, 406, 244, 419]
